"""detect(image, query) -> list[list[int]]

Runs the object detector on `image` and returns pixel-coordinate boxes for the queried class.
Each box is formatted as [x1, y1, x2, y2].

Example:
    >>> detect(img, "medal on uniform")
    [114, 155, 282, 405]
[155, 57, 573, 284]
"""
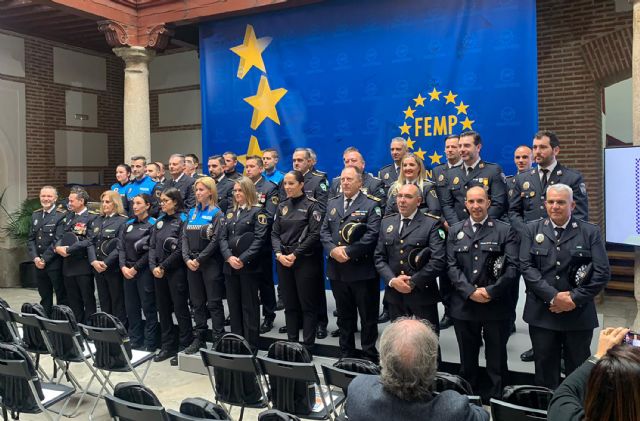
[457, 231, 464, 240]
[282, 206, 288, 216]
[127, 225, 133, 233]
[227, 212, 233, 219]
[330, 208, 336, 216]
[438, 174, 444, 182]
[157, 220, 164, 229]
[453, 177, 459, 185]
[479, 163, 484, 169]
[535, 233, 544, 243]
[523, 181, 530, 190]
[530, 191, 535, 197]
[387, 225, 393, 233]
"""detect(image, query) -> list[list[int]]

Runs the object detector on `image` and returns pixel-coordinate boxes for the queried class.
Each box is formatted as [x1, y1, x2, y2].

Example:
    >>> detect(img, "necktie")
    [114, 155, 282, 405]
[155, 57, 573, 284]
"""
[466, 166, 473, 175]
[555, 227, 564, 239]
[344, 198, 352, 212]
[541, 169, 550, 191]
[473, 223, 482, 233]
[400, 218, 411, 235]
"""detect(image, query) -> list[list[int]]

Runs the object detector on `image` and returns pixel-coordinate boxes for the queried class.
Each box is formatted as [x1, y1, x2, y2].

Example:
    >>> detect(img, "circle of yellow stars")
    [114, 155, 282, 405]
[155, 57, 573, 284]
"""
[399, 87, 474, 165]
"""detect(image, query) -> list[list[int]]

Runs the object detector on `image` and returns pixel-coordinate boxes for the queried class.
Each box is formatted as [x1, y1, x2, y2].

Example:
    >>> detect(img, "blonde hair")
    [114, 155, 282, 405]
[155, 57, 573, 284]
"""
[100, 190, 125, 215]
[390, 153, 428, 196]
[232, 176, 258, 211]
[194, 176, 218, 207]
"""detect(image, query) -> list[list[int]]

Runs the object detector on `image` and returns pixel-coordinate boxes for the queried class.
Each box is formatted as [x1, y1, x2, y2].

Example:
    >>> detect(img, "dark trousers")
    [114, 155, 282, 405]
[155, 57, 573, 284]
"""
[95, 270, 126, 325]
[64, 274, 96, 324]
[225, 271, 260, 349]
[438, 273, 453, 317]
[330, 278, 379, 360]
[36, 267, 67, 316]
[155, 267, 193, 352]
[453, 318, 510, 399]
[277, 255, 322, 347]
[187, 262, 225, 337]
[316, 255, 328, 327]
[388, 302, 440, 335]
[258, 253, 276, 321]
[529, 325, 593, 389]
[123, 268, 159, 349]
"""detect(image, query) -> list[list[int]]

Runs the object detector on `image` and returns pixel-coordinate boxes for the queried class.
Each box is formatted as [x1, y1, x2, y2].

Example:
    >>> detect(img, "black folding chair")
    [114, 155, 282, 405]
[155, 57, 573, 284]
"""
[0, 356, 75, 421]
[319, 365, 352, 419]
[6, 309, 53, 381]
[200, 348, 269, 421]
[490, 398, 547, 421]
[167, 409, 231, 421]
[0, 304, 20, 344]
[105, 394, 168, 421]
[258, 355, 331, 420]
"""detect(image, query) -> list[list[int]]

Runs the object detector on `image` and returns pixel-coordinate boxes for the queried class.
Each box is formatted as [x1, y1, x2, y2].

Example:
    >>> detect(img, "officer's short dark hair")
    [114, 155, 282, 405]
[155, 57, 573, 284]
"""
[444, 134, 459, 142]
[223, 151, 238, 161]
[134, 193, 153, 206]
[287, 170, 305, 184]
[160, 187, 184, 212]
[534, 130, 560, 148]
[147, 162, 160, 172]
[117, 164, 132, 174]
[69, 186, 90, 204]
[246, 155, 264, 168]
[169, 153, 185, 163]
[130, 155, 147, 165]
[185, 154, 200, 166]
[459, 131, 482, 146]
[294, 148, 311, 159]
[343, 146, 360, 155]
[208, 155, 225, 166]
[342, 165, 363, 182]
[263, 148, 279, 159]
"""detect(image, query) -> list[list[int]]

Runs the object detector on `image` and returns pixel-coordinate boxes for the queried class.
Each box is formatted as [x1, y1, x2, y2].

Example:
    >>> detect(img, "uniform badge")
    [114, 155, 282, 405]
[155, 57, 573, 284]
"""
[114, 187, 119, 192]
[384, 173, 389, 180]
[535, 233, 544, 244]
[257, 214, 268, 225]
[572, 222, 578, 228]
[375, 207, 381, 216]
[271, 196, 279, 205]
[579, 183, 587, 195]
[453, 177, 460, 185]
[320, 183, 327, 191]
[34, 219, 38, 226]
[523, 181, 530, 190]
[282, 206, 288, 216]
[457, 231, 464, 240]
[479, 163, 485, 169]
[557, 170, 563, 176]
[508, 189, 513, 197]
[157, 220, 164, 229]
[227, 212, 233, 219]
[127, 225, 133, 233]
[387, 225, 393, 233]
[438, 174, 444, 182]
[94, 227, 100, 233]
[488, 221, 494, 227]
[155, 190, 162, 198]
[430, 189, 438, 198]
[530, 191, 535, 197]
[438, 229, 445, 240]
[362, 187, 368, 194]
[313, 210, 321, 222]
[330, 208, 336, 216]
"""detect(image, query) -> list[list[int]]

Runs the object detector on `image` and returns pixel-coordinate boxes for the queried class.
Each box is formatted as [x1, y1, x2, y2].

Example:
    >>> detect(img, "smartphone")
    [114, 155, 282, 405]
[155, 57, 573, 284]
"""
[623, 331, 640, 347]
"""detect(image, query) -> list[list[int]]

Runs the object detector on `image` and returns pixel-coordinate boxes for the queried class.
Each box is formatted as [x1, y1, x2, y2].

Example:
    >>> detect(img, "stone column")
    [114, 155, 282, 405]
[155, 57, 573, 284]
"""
[114, 46, 155, 161]
[633, 0, 640, 330]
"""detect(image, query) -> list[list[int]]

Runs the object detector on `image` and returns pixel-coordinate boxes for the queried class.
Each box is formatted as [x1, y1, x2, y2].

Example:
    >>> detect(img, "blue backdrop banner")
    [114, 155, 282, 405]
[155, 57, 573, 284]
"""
[199, 0, 537, 179]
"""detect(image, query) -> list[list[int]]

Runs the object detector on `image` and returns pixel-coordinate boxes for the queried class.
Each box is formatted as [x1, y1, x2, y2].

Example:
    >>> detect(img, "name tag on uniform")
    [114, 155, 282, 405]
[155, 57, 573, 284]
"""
[105, 229, 115, 233]
[480, 241, 498, 245]
[202, 215, 212, 221]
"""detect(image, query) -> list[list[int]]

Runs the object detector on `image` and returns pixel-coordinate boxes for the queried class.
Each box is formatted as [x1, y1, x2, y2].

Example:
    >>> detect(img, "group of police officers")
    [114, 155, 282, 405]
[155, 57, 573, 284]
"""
[27, 129, 610, 400]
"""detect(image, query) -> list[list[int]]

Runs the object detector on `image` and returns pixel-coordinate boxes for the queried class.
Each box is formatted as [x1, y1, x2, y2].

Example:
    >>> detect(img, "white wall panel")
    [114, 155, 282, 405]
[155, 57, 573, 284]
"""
[150, 50, 199, 90]
[151, 129, 202, 163]
[53, 47, 106, 90]
[0, 33, 25, 78]
[158, 89, 201, 127]
[54, 130, 108, 166]
[65, 91, 98, 127]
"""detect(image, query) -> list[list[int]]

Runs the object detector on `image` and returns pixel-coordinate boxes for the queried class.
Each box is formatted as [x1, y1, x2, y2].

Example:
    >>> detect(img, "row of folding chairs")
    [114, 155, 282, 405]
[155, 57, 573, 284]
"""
[0, 305, 155, 420]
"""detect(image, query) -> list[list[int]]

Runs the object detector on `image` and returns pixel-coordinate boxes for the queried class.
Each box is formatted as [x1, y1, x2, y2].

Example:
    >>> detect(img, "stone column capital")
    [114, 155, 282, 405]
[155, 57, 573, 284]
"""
[113, 46, 156, 68]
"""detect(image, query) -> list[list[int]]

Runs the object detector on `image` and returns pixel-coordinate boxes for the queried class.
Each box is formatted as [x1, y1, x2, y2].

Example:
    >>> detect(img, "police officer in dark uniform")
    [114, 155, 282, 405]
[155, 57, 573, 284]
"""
[126, 156, 156, 216]
[447, 186, 519, 400]
[520, 183, 609, 389]
[148, 162, 167, 217]
[185, 154, 205, 179]
[150, 187, 193, 362]
[118, 193, 159, 351]
[321, 167, 382, 361]
[88, 190, 127, 324]
[220, 177, 269, 350]
[182, 177, 225, 354]
[374, 184, 446, 330]
[208, 155, 235, 213]
[223, 151, 243, 181]
[28, 186, 67, 315]
[244, 156, 279, 333]
[384, 153, 441, 216]
[167, 154, 196, 209]
[378, 137, 408, 193]
[329, 147, 386, 209]
[111, 164, 131, 215]
[54, 187, 97, 324]
[440, 131, 508, 225]
[271, 171, 324, 352]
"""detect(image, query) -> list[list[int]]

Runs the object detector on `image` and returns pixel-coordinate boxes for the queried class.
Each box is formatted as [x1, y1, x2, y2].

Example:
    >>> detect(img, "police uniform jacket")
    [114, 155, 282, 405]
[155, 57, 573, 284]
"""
[219, 205, 268, 274]
[519, 217, 610, 331]
[167, 173, 196, 209]
[446, 218, 519, 321]
[118, 216, 155, 271]
[215, 176, 235, 213]
[432, 162, 462, 209]
[126, 175, 156, 200]
[253, 177, 279, 220]
[301, 170, 329, 210]
[111, 182, 130, 214]
[225, 169, 242, 181]
[385, 180, 441, 217]
[271, 195, 322, 257]
[149, 180, 166, 217]
[440, 160, 508, 225]
[87, 214, 127, 270]
[55, 209, 97, 277]
[329, 172, 387, 209]
[374, 211, 446, 306]
[27, 206, 65, 271]
[321, 193, 382, 282]
[508, 163, 588, 233]
[181, 204, 222, 265]
[149, 212, 187, 272]
[378, 163, 400, 191]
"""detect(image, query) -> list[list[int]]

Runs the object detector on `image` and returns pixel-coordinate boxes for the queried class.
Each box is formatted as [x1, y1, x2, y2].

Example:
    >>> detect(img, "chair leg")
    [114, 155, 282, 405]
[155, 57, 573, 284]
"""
[239, 405, 245, 421]
[88, 371, 111, 421]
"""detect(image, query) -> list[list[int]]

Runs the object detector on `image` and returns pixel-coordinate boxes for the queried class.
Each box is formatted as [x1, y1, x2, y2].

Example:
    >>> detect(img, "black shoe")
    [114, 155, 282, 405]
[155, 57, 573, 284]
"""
[260, 319, 274, 334]
[146, 345, 158, 353]
[169, 356, 179, 366]
[439, 315, 453, 330]
[316, 325, 328, 339]
[520, 348, 534, 362]
[224, 316, 231, 326]
[184, 337, 203, 355]
[332, 309, 338, 317]
[377, 310, 390, 324]
[331, 328, 341, 337]
[275, 299, 285, 311]
[278, 326, 288, 334]
[154, 349, 176, 362]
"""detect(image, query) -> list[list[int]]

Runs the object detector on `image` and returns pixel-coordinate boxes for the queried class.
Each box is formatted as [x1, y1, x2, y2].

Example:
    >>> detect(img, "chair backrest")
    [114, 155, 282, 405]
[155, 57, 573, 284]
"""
[0, 343, 44, 413]
[105, 394, 169, 421]
[0, 298, 15, 343]
[80, 316, 132, 370]
[501, 385, 553, 410]
[175, 397, 230, 420]
[490, 398, 547, 421]
[321, 364, 359, 393]
[167, 409, 230, 421]
[258, 356, 319, 384]
[433, 371, 474, 395]
[8, 309, 49, 354]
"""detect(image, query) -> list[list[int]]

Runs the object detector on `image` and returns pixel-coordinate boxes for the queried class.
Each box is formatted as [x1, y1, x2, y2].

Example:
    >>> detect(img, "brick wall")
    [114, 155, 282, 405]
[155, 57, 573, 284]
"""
[537, 0, 632, 226]
[0, 31, 123, 199]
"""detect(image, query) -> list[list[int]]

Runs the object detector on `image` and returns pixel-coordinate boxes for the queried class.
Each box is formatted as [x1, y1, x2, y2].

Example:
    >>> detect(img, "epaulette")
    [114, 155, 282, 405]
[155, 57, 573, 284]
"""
[369, 174, 381, 181]
[329, 195, 341, 201]
[383, 212, 397, 218]
[379, 163, 393, 170]
[179, 212, 187, 222]
[149, 217, 157, 225]
[526, 218, 544, 226]
[307, 196, 318, 202]
[424, 212, 440, 221]
[366, 194, 381, 202]
[88, 210, 99, 215]
[118, 213, 128, 218]
[34, 208, 43, 212]
[126, 218, 135, 224]
[156, 213, 165, 221]
[493, 219, 510, 226]
[56, 204, 67, 212]
[312, 170, 325, 177]
[252, 204, 262, 208]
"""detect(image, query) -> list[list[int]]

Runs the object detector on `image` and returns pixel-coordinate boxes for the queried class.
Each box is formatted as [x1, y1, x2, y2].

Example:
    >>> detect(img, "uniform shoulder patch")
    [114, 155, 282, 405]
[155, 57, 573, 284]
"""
[257, 213, 268, 225]
[126, 218, 135, 225]
[148, 217, 157, 225]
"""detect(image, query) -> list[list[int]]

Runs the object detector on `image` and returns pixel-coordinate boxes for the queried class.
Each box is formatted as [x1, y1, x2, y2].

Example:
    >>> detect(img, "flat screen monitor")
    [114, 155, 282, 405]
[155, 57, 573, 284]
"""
[605, 145, 640, 245]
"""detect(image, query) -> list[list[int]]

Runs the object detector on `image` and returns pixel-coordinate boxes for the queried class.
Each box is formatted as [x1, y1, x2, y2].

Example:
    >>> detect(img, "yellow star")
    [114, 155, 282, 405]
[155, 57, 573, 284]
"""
[244, 75, 288, 130]
[444, 90, 458, 104]
[399, 122, 412, 135]
[238, 135, 263, 166]
[455, 101, 469, 115]
[230, 24, 272, 79]
[406, 137, 415, 149]
[428, 150, 443, 165]
[413, 93, 426, 107]
[428, 87, 442, 101]
[403, 106, 416, 119]
[460, 116, 475, 130]
[414, 147, 426, 161]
